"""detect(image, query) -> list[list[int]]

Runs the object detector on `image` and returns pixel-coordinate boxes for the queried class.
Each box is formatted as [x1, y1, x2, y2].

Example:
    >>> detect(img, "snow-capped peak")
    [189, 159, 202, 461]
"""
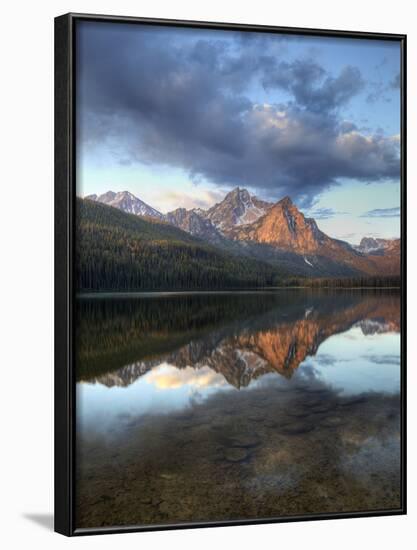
[88, 190, 164, 220]
[205, 187, 273, 232]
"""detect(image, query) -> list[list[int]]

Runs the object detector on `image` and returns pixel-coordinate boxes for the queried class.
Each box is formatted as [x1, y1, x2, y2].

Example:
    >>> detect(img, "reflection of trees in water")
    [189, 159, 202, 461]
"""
[76, 291, 400, 386]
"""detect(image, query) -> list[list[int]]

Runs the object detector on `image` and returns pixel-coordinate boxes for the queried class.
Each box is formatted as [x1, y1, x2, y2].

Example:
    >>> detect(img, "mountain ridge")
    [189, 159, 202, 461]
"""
[86, 190, 164, 219]
[84, 188, 400, 278]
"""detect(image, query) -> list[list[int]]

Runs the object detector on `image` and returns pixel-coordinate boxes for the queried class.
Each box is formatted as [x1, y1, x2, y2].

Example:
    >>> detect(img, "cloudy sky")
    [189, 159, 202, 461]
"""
[76, 21, 401, 244]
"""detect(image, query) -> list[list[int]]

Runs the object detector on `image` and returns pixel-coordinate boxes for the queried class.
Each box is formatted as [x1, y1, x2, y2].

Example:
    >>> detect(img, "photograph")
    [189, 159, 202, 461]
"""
[73, 18, 403, 531]
[1, 1, 414, 548]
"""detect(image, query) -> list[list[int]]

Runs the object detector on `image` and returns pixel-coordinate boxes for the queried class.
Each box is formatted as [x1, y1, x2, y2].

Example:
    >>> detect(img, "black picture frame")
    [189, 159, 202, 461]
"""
[54, 12, 407, 537]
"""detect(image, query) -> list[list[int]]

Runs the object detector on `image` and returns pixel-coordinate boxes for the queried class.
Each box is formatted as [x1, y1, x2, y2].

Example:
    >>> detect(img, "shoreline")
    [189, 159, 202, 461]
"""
[76, 286, 401, 298]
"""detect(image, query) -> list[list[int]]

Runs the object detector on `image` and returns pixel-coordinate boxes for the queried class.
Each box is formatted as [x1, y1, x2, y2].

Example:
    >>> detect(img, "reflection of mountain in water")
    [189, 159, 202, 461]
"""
[76, 291, 400, 389]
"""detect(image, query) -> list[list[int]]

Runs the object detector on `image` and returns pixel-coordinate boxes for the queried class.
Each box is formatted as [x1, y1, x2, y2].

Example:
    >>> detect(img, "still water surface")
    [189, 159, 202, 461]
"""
[75, 290, 401, 528]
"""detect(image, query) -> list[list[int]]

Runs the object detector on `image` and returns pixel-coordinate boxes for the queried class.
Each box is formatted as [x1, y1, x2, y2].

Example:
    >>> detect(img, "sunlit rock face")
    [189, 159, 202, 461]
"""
[228, 196, 400, 276]
[228, 196, 326, 252]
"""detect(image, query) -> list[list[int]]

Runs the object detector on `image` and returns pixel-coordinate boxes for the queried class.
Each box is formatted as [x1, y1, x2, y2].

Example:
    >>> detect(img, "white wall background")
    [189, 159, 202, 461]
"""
[0, 0, 415, 548]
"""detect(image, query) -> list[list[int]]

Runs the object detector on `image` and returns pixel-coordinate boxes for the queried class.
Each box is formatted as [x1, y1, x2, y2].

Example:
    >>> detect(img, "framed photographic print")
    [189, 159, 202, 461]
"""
[55, 13, 406, 536]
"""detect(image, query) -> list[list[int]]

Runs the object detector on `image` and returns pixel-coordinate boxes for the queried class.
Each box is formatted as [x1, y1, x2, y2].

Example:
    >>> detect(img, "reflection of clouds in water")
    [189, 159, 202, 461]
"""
[340, 332, 360, 341]
[77, 363, 236, 437]
[310, 354, 336, 367]
[77, 325, 400, 438]
[298, 326, 400, 396]
[145, 364, 227, 390]
[363, 354, 401, 366]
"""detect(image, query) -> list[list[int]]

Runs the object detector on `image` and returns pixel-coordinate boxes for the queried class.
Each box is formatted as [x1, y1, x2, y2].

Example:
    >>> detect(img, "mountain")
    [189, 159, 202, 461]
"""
[86, 190, 164, 219]
[227, 196, 400, 277]
[165, 189, 398, 277]
[355, 238, 401, 277]
[87, 190, 225, 244]
[82, 188, 400, 279]
[355, 237, 401, 256]
[228, 196, 328, 252]
[164, 208, 223, 244]
[76, 198, 283, 292]
[203, 187, 272, 232]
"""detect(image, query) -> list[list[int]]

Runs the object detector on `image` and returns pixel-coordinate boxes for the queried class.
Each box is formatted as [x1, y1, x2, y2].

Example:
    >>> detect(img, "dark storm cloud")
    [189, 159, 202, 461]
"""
[77, 23, 400, 206]
[360, 207, 400, 218]
[262, 59, 364, 113]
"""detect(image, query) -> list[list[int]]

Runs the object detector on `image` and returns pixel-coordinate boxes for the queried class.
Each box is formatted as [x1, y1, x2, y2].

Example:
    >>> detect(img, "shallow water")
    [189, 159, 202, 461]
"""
[75, 290, 401, 528]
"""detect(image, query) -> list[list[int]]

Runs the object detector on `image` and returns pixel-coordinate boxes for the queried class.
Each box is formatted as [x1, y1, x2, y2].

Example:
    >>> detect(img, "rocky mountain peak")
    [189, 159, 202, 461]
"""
[229, 196, 328, 254]
[226, 187, 251, 202]
[205, 187, 272, 232]
[279, 195, 293, 207]
[87, 190, 164, 219]
[165, 207, 223, 244]
[356, 237, 400, 255]
[85, 193, 98, 201]
[99, 190, 117, 203]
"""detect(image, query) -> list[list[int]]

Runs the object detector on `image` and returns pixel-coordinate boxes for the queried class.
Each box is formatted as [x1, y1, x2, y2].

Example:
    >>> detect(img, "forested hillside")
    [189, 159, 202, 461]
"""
[76, 198, 284, 291]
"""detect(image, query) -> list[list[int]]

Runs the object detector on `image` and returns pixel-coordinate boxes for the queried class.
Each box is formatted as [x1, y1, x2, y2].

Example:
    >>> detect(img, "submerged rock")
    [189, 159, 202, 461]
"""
[224, 447, 250, 463]
[279, 422, 315, 435]
[229, 435, 261, 448]
[320, 416, 345, 427]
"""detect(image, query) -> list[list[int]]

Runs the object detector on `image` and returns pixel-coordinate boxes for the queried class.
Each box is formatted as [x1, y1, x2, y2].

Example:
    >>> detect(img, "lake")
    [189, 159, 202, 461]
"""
[75, 290, 401, 528]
